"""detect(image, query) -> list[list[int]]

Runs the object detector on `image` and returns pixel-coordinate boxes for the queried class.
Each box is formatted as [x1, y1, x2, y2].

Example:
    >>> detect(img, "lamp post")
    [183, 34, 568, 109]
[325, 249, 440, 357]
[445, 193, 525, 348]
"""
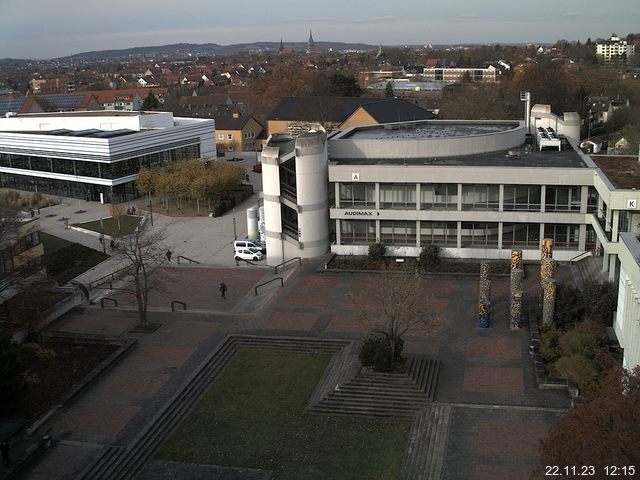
[232, 207, 237, 240]
[148, 191, 154, 226]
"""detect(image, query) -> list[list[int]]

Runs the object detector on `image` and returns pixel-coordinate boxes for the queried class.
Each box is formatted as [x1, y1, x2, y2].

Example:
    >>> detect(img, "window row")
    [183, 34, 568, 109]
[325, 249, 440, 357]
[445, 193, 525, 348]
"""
[340, 220, 584, 249]
[337, 183, 594, 212]
[0, 145, 200, 180]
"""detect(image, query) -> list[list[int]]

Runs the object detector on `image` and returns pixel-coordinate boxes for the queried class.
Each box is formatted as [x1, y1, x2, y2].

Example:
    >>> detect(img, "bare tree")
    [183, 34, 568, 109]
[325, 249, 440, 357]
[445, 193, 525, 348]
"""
[352, 273, 442, 369]
[0, 195, 23, 301]
[113, 219, 167, 326]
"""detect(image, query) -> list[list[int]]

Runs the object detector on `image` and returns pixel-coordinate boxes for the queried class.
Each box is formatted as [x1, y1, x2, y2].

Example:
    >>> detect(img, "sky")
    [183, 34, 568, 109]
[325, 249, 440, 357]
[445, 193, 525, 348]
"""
[0, 0, 639, 59]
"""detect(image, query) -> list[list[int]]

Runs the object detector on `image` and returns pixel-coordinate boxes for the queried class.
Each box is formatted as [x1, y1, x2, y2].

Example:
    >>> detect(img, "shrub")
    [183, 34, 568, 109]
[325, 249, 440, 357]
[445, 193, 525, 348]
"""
[359, 334, 404, 372]
[558, 330, 599, 357]
[540, 324, 561, 366]
[554, 283, 584, 330]
[582, 281, 617, 326]
[553, 281, 618, 331]
[554, 354, 599, 394]
[419, 244, 440, 268]
[368, 242, 386, 260]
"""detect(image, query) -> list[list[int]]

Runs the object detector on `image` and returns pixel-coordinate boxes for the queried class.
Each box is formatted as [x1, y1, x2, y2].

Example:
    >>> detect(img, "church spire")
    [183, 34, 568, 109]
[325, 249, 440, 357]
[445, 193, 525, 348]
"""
[308, 29, 315, 51]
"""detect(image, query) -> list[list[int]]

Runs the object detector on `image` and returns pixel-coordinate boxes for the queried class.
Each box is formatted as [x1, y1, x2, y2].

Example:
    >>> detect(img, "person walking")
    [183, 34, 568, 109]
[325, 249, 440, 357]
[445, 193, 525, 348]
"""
[219, 282, 227, 299]
[1, 439, 10, 465]
[166, 249, 172, 262]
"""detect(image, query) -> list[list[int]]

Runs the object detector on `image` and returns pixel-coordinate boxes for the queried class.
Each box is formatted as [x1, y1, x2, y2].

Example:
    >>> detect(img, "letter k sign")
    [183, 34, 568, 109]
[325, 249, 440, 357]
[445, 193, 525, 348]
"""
[628, 199, 637, 209]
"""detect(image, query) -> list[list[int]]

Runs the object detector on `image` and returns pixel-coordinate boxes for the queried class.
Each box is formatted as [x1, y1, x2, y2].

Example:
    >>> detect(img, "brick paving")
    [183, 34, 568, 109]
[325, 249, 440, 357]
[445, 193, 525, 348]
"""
[476, 419, 550, 456]
[110, 266, 266, 311]
[444, 407, 563, 480]
[19, 259, 575, 479]
[263, 311, 320, 331]
[463, 366, 525, 394]
[466, 336, 521, 360]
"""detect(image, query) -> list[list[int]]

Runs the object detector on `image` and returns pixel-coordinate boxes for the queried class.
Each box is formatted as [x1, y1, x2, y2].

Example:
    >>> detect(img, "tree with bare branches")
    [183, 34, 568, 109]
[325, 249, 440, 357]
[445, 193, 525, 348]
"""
[0, 195, 23, 303]
[113, 219, 168, 327]
[352, 273, 441, 370]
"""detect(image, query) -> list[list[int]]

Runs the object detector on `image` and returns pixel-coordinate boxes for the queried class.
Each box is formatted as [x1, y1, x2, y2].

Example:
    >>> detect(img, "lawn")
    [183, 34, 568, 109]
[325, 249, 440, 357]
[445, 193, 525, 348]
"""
[40, 231, 73, 254]
[73, 214, 141, 236]
[157, 349, 410, 480]
[40, 232, 109, 284]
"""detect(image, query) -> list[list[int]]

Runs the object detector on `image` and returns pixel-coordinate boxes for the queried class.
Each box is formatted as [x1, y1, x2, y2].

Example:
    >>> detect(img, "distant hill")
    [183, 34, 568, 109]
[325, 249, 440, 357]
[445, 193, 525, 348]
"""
[63, 41, 382, 60]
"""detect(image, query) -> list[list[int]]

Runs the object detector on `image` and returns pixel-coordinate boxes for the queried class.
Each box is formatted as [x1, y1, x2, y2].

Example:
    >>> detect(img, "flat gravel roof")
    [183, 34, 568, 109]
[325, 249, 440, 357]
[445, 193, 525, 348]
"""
[342, 122, 518, 140]
[331, 144, 587, 169]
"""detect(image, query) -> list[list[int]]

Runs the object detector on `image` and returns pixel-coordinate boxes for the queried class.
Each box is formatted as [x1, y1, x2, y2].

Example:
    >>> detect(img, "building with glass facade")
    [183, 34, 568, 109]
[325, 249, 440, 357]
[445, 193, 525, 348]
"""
[0, 111, 215, 203]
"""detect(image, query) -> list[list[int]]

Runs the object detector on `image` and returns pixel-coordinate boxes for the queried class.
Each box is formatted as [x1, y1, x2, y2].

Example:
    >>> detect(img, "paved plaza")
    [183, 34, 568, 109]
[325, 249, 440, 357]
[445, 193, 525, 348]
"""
[3, 187, 571, 479]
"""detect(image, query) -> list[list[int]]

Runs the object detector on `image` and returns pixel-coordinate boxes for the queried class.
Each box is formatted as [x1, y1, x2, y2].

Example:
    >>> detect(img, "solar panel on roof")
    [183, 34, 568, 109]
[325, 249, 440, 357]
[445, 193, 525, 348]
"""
[41, 94, 84, 109]
[0, 98, 26, 115]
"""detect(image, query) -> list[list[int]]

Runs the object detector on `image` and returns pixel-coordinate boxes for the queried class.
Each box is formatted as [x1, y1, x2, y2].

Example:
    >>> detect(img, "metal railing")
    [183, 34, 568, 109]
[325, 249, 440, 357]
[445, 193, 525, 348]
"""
[177, 255, 200, 265]
[570, 251, 593, 263]
[254, 277, 283, 296]
[88, 265, 131, 290]
[273, 257, 301, 274]
[171, 300, 187, 311]
[100, 297, 118, 308]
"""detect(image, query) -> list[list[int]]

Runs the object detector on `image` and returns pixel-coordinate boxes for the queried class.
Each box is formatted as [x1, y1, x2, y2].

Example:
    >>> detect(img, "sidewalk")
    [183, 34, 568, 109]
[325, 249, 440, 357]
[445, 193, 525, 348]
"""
[37, 176, 267, 291]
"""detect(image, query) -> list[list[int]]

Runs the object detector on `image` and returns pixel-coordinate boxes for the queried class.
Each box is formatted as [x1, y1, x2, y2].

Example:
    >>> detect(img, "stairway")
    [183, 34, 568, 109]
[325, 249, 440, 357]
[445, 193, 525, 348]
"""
[571, 255, 607, 288]
[307, 357, 440, 418]
[399, 404, 452, 480]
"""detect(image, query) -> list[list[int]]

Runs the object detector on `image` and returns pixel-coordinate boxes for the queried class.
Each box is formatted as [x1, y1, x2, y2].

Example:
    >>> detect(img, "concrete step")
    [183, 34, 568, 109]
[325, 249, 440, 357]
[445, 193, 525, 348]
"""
[76, 445, 125, 480]
[309, 357, 439, 419]
[400, 410, 433, 480]
[233, 336, 347, 353]
[424, 404, 452, 480]
[309, 404, 419, 418]
[572, 255, 606, 288]
[399, 404, 452, 480]
[331, 385, 427, 398]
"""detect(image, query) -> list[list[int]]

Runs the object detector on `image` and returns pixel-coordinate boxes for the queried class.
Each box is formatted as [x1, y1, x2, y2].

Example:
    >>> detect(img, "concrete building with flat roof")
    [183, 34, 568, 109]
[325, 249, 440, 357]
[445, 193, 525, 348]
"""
[260, 105, 640, 285]
[0, 111, 215, 203]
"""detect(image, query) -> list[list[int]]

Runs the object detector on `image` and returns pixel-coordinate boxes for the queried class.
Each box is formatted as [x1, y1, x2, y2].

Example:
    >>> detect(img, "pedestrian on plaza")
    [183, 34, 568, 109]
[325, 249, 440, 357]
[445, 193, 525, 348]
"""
[1, 440, 10, 465]
[219, 282, 227, 299]
[99, 234, 104, 245]
[110, 239, 116, 250]
[166, 249, 172, 262]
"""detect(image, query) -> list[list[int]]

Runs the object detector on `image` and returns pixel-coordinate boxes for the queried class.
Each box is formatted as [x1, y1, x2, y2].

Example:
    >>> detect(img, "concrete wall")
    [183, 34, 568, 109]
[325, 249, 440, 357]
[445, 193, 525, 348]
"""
[295, 133, 329, 258]
[330, 122, 525, 159]
[261, 146, 284, 265]
[615, 233, 640, 370]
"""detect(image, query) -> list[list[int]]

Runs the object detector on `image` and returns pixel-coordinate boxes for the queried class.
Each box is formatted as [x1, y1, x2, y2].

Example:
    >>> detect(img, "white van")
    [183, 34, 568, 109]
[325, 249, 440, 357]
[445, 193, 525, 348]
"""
[234, 248, 264, 261]
[234, 239, 266, 253]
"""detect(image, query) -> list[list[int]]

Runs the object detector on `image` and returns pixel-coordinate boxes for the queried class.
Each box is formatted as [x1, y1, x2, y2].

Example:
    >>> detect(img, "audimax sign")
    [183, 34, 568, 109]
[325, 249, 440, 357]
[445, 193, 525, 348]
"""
[344, 210, 380, 216]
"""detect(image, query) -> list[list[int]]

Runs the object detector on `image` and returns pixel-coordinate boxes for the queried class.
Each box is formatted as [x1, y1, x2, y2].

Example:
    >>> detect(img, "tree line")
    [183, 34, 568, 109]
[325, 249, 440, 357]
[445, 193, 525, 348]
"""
[136, 159, 246, 216]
